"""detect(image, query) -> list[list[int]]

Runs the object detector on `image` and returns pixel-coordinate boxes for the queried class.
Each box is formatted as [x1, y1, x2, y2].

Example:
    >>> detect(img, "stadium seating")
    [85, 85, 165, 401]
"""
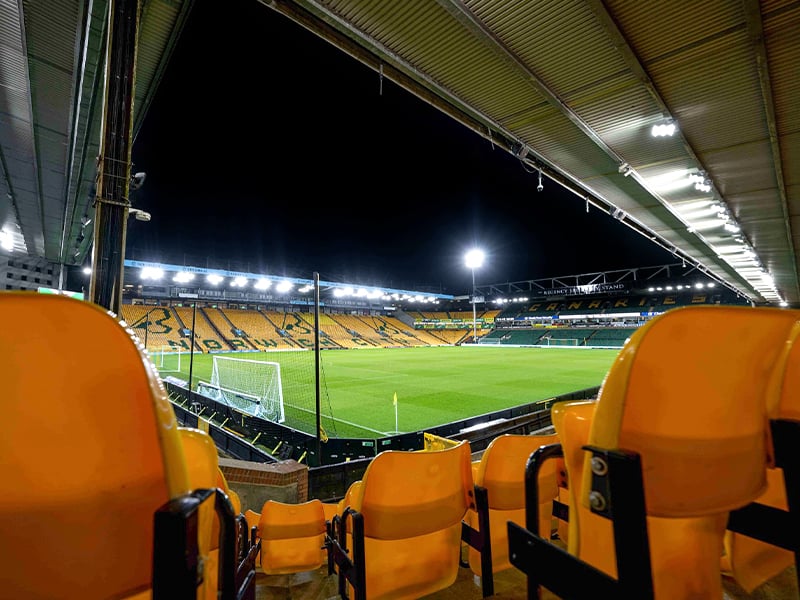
[508, 304, 800, 599]
[466, 433, 563, 579]
[327, 440, 481, 600]
[257, 499, 329, 575]
[722, 320, 800, 591]
[0, 292, 257, 599]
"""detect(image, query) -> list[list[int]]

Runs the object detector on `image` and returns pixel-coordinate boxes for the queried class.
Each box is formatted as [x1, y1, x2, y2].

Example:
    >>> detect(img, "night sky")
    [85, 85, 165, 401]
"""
[128, 0, 675, 294]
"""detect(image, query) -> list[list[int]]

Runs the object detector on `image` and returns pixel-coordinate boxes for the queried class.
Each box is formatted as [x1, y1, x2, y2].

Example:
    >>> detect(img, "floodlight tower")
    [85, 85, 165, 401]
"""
[465, 249, 485, 343]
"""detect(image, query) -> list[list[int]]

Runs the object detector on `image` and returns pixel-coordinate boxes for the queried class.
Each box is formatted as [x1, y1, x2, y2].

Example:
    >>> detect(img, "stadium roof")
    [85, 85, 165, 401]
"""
[2, 1, 799, 305]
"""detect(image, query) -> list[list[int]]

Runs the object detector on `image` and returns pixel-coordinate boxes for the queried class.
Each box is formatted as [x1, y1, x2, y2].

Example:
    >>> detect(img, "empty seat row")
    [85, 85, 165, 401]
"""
[244, 431, 567, 600]
[509, 304, 800, 599]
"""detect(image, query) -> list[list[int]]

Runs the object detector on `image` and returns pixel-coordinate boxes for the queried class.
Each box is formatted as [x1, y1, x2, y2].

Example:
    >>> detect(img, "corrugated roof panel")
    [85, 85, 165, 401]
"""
[650, 33, 765, 152]
[28, 60, 73, 132]
[572, 83, 671, 167]
[22, 0, 81, 72]
[135, 0, 183, 122]
[608, 0, 744, 65]
[704, 140, 775, 198]
[764, 8, 800, 131]
[475, 0, 629, 98]
[728, 189, 788, 224]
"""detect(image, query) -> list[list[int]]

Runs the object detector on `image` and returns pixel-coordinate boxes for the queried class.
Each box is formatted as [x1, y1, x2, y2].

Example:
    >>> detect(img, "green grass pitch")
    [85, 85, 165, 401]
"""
[157, 346, 620, 438]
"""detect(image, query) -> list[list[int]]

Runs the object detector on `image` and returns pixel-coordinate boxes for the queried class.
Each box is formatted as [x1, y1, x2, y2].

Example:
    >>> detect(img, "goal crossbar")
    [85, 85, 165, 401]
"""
[207, 356, 286, 423]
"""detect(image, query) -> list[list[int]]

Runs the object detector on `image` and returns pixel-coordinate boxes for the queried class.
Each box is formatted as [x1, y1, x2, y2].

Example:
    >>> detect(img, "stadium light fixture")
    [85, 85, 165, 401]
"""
[465, 248, 485, 343]
[0, 229, 13, 251]
[651, 120, 676, 137]
[173, 272, 194, 283]
[141, 267, 163, 280]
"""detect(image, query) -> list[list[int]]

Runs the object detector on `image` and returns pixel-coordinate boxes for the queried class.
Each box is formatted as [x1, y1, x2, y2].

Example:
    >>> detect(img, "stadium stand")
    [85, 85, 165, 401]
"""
[1, 292, 258, 599]
[508, 305, 800, 599]
[246, 309, 304, 350]
[174, 305, 229, 352]
[121, 304, 188, 351]
[265, 311, 318, 348]
[328, 314, 385, 347]
[203, 306, 256, 351]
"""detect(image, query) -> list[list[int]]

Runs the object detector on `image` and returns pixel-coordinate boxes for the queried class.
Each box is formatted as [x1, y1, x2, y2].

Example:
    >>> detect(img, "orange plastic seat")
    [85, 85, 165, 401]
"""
[0, 293, 192, 599]
[467, 433, 561, 577]
[329, 440, 474, 600]
[551, 400, 598, 557]
[509, 305, 800, 599]
[258, 499, 328, 575]
[722, 321, 800, 591]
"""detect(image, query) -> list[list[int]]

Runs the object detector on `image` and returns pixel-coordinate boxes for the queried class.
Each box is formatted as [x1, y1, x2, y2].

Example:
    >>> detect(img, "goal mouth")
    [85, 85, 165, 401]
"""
[150, 346, 187, 373]
[204, 356, 286, 424]
[539, 337, 582, 347]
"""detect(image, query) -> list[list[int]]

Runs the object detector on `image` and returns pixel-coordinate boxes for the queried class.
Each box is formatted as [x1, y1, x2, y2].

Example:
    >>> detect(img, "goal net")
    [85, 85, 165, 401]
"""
[542, 337, 581, 347]
[198, 356, 286, 423]
[151, 346, 185, 373]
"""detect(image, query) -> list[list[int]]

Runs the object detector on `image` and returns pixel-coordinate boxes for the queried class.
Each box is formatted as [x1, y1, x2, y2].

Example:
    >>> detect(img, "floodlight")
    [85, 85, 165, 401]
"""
[129, 208, 151, 222]
[464, 249, 486, 343]
[0, 230, 13, 251]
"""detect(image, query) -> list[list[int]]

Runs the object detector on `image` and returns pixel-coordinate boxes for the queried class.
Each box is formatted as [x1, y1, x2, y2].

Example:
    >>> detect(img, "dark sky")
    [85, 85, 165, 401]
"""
[128, 0, 675, 294]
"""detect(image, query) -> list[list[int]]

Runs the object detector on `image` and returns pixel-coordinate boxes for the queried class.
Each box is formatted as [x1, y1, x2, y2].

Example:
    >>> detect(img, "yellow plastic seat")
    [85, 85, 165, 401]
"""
[509, 305, 800, 599]
[551, 400, 598, 556]
[244, 509, 261, 538]
[180, 427, 225, 600]
[217, 468, 242, 516]
[0, 293, 192, 599]
[258, 499, 328, 574]
[467, 433, 561, 576]
[330, 440, 474, 600]
[722, 321, 800, 591]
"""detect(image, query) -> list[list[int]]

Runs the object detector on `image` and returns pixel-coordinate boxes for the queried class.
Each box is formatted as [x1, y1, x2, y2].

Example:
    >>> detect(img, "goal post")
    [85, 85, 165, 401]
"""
[542, 337, 582, 347]
[199, 355, 286, 423]
[151, 345, 185, 373]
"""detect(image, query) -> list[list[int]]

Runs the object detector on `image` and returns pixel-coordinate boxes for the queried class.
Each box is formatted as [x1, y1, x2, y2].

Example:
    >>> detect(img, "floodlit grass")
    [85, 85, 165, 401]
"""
[157, 346, 620, 438]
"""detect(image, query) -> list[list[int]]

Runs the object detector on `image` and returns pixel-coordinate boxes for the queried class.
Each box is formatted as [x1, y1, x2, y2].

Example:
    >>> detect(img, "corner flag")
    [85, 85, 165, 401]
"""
[393, 392, 398, 406]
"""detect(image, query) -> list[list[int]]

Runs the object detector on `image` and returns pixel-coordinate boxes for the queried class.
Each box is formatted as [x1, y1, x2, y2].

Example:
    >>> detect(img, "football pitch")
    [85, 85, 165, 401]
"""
[158, 345, 620, 438]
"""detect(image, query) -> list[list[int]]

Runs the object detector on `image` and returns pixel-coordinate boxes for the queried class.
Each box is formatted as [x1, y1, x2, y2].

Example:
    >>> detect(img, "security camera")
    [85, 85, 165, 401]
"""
[130, 172, 146, 191]
[537, 182, 544, 192]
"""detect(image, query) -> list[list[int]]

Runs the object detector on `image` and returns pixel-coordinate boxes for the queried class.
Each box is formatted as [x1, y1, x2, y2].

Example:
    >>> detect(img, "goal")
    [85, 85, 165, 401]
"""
[198, 356, 286, 423]
[542, 337, 582, 347]
[151, 345, 186, 373]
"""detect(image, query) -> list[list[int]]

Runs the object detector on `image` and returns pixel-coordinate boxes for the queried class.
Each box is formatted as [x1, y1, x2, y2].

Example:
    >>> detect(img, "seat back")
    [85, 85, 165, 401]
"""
[348, 440, 473, 599]
[258, 499, 328, 575]
[467, 433, 561, 575]
[0, 293, 191, 599]
[722, 321, 800, 591]
[551, 400, 608, 563]
[575, 305, 800, 598]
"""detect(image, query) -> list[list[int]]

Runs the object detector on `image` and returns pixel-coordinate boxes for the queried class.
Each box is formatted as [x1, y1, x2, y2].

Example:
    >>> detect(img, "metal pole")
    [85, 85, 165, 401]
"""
[472, 268, 477, 342]
[144, 308, 149, 351]
[313, 272, 322, 465]
[188, 301, 197, 392]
